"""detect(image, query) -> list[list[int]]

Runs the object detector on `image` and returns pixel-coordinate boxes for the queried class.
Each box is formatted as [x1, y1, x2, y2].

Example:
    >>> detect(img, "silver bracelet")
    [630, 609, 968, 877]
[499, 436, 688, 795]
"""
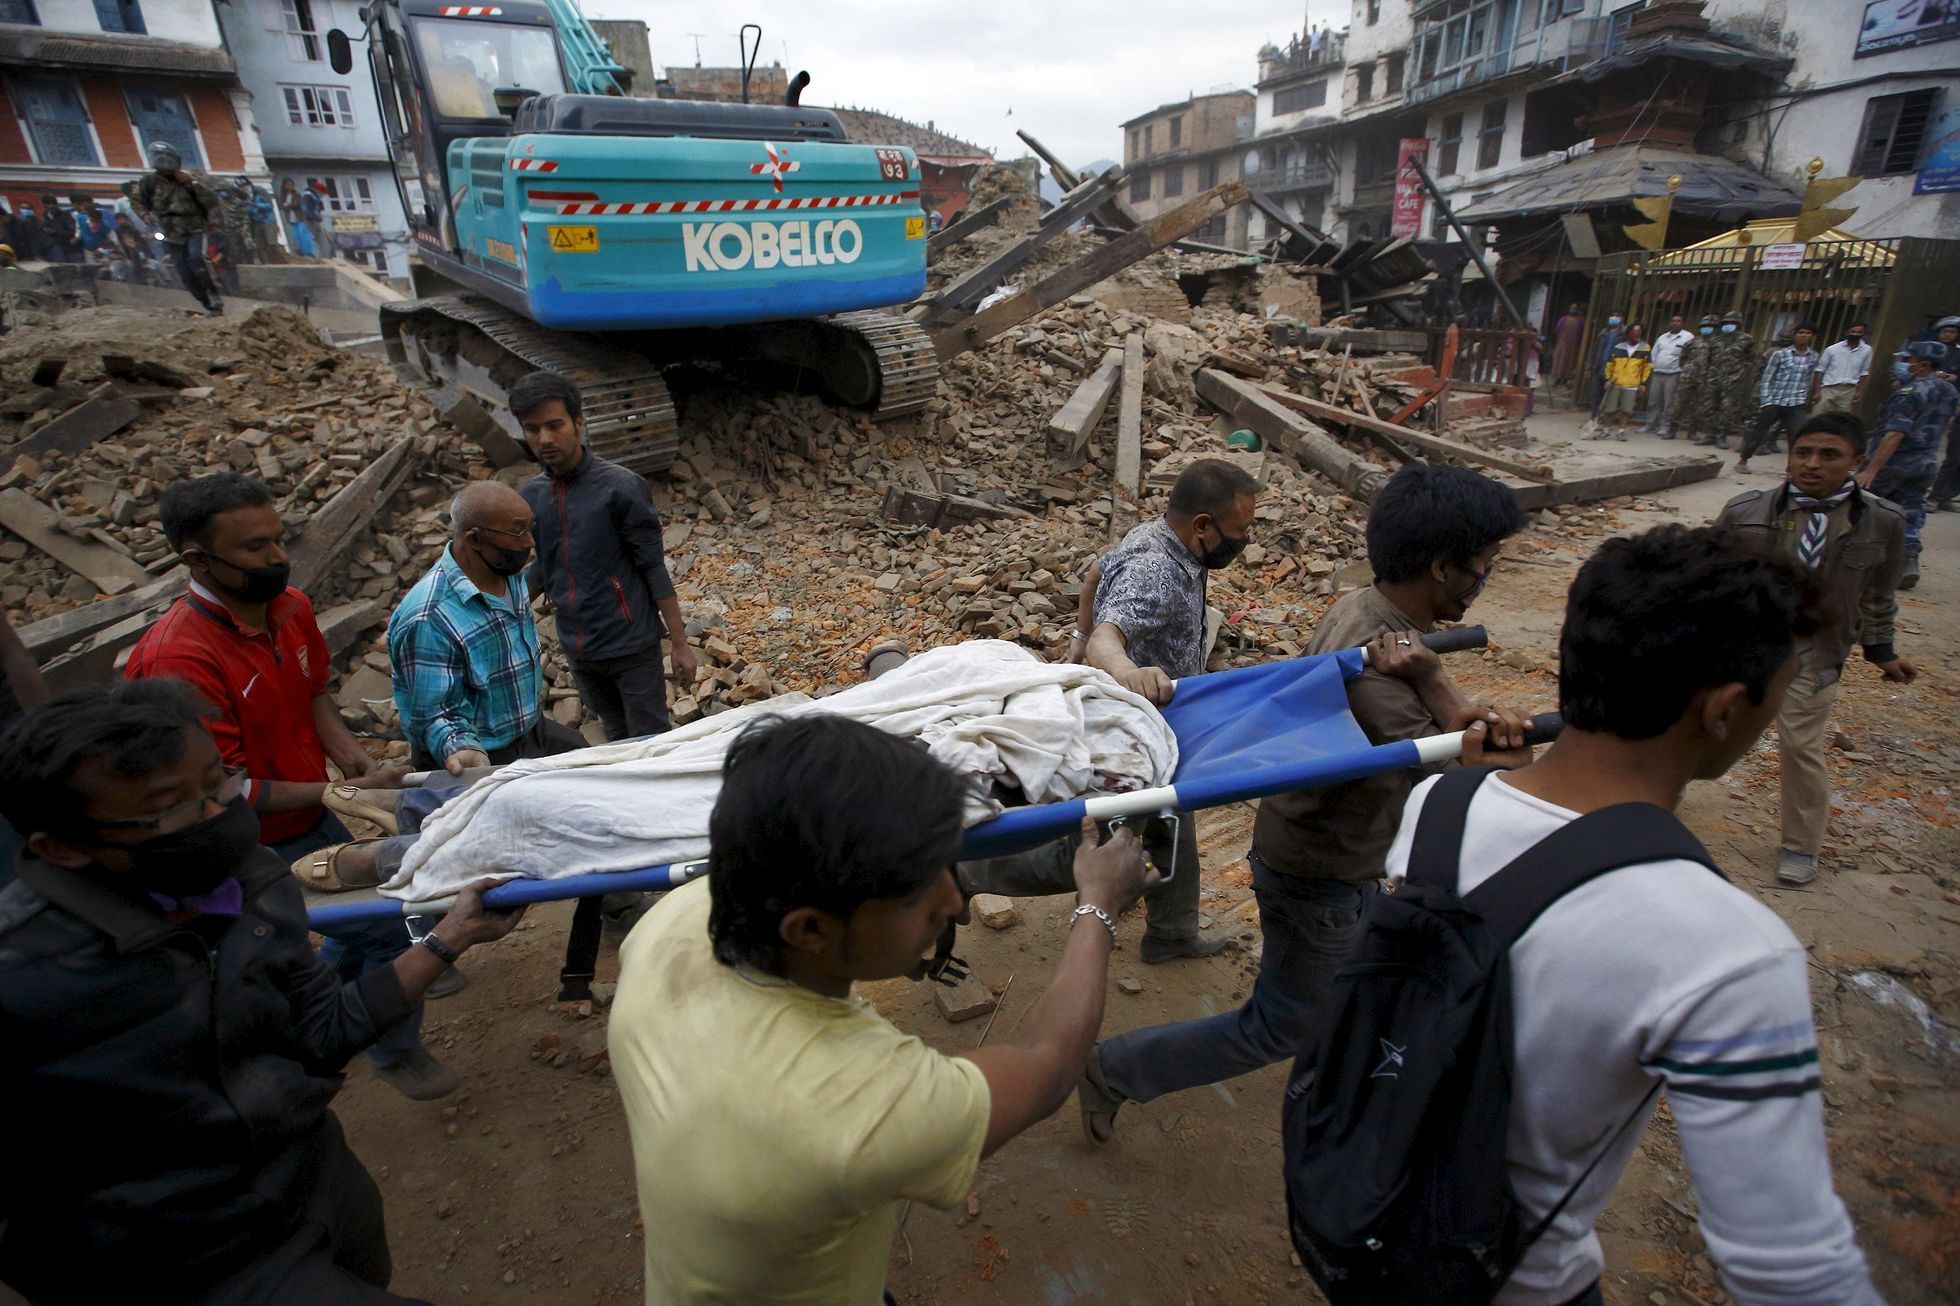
[1068, 629, 1088, 642]
[1070, 903, 1117, 944]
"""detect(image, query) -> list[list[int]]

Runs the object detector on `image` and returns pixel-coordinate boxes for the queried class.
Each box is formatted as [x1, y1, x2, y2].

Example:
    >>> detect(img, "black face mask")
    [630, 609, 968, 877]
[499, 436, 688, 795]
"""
[1846, 335, 1865, 348]
[201, 552, 291, 604]
[473, 532, 533, 577]
[110, 797, 262, 898]
[1199, 522, 1251, 569]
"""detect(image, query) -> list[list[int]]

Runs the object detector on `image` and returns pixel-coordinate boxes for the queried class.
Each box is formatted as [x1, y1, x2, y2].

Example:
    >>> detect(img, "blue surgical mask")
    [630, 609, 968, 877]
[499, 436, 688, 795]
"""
[1699, 326, 1713, 336]
[1607, 316, 1622, 326]
[1722, 324, 1737, 334]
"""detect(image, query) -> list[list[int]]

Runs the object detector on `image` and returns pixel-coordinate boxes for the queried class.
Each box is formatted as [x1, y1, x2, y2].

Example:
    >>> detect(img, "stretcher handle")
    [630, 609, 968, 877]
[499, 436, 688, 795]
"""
[1522, 711, 1564, 746]
[1419, 624, 1487, 656]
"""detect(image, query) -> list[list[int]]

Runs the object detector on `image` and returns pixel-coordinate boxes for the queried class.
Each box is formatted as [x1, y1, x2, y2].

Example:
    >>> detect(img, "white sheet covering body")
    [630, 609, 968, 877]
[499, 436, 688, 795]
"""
[382, 641, 1178, 901]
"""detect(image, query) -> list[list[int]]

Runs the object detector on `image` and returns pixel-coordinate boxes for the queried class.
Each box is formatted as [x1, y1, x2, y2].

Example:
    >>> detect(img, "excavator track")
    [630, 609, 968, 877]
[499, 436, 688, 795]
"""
[824, 310, 940, 419]
[381, 296, 681, 476]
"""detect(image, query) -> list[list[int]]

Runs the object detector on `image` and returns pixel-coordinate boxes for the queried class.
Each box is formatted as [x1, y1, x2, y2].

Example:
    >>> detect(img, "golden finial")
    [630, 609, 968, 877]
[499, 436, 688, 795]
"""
[1667, 173, 1682, 192]
[1806, 157, 1825, 178]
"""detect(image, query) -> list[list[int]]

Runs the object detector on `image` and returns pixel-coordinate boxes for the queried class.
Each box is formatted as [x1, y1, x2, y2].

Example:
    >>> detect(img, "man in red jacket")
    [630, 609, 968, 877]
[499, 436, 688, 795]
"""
[126, 472, 459, 1100]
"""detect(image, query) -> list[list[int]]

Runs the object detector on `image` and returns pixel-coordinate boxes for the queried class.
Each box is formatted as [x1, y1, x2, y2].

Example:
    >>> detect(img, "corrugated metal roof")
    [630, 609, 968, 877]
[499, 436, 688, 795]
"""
[1455, 145, 1801, 225]
[0, 29, 234, 77]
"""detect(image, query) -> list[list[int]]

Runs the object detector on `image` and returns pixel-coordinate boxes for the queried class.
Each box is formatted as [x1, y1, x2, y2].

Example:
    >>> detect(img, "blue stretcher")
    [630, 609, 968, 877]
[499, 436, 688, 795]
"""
[306, 628, 1553, 929]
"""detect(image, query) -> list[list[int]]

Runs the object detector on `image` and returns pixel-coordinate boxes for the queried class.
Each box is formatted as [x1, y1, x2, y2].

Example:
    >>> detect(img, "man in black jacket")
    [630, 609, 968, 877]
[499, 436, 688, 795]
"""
[513, 371, 697, 741]
[0, 679, 524, 1304]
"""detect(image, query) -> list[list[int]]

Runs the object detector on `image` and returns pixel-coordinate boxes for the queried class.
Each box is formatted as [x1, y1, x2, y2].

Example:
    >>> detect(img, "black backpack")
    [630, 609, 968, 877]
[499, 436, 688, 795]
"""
[1283, 768, 1721, 1305]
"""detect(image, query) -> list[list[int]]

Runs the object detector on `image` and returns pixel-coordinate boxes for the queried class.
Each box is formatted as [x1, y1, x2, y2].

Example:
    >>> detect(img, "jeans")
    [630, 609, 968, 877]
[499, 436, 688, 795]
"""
[570, 646, 670, 742]
[960, 810, 1202, 942]
[272, 812, 424, 1070]
[1744, 404, 1807, 460]
[1095, 854, 1371, 1104]
[165, 235, 221, 310]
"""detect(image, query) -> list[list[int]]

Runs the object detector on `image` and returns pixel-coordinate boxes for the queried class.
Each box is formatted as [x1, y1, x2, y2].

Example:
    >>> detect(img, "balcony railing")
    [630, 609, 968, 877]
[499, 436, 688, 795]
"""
[1259, 31, 1347, 80]
[1405, 46, 1514, 106]
[1246, 158, 1334, 191]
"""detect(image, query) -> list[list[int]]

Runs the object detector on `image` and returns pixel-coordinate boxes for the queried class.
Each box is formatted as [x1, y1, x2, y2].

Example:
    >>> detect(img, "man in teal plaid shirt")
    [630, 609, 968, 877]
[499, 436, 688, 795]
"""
[389, 482, 585, 774]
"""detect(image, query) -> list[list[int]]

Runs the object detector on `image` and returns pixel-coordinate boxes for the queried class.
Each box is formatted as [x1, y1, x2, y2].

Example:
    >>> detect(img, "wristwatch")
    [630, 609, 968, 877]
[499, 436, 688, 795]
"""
[418, 932, 461, 966]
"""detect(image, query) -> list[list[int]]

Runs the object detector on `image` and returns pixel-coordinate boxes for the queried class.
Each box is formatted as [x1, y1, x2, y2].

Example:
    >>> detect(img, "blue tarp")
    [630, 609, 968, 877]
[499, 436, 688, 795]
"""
[308, 647, 1422, 926]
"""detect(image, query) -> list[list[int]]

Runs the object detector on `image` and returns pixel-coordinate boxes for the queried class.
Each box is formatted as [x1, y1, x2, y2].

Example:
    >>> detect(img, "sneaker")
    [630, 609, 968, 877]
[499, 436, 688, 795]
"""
[1139, 930, 1227, 964]
[1899, 554, 1920, 590]
[1775, 849, 1817, 887]
[426, 965, 469, 999]
[1077, 1051, 1124, 1145]
[370, 1047, 461, 1100]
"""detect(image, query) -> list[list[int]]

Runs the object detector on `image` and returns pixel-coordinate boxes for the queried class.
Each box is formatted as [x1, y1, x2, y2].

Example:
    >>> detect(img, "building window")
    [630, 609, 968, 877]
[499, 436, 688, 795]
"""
[1356, 63, 1375, 103]
[1273, 80, 1328, 115]
[11, 76, 98, 165]
[1197, 158, 1219, 189]
[1131, 171, 1152, 201]
[1437, 112, 1463, 175]
[93, 0, 143, 33]
[0, 0, 40, 22]
[306, 175, 376, 213]
[1169, 116, 1183, 148]
[1163, 165, 1184, 198]
[282, 84, 356, 129]
[1476, 99, 1507, 170]
[1386, 52, 1405, 95]
[1144, 123, 1153, 154]
[1853, 89, 1939, 177]
[126, 87, 204, 170]
[1431, 203, 1450, 240]
[274, 0, 321, 62]
[1128, 128, 1140, 160]
[1368, 0, 1381, 24]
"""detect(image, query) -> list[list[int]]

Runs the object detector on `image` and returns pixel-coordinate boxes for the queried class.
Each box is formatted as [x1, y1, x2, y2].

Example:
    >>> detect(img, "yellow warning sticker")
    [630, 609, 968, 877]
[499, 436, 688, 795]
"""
[485, 237, 518, 265]
[548, 225, 599, 253]
[905, 215, 926, 240]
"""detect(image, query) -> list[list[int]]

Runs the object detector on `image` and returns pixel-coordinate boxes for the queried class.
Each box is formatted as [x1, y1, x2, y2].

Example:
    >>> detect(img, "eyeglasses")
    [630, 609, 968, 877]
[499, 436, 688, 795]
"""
[473, 523, 534, 542]
[81, 768, 247, 833]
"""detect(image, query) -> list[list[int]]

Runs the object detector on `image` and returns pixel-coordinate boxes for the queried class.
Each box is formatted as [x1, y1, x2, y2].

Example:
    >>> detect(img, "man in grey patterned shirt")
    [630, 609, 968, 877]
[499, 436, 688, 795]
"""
[1086, 460, 1260, 700]
[960, 460, 1260, 963]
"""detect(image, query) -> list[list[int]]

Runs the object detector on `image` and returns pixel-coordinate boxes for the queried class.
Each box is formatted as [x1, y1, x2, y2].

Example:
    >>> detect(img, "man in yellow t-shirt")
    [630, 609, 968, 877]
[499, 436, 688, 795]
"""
[611, 713, 1155, 1305]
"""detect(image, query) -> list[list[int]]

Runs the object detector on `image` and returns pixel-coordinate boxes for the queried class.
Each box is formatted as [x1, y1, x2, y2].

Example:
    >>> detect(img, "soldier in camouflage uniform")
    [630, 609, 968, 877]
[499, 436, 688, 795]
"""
[1673, 313, 1722, 445]
[218, 185, 258, 266]
[1706, 310, 1759, 451]
[131, 141, 222, 315]
[1868, 340, 1957, 589]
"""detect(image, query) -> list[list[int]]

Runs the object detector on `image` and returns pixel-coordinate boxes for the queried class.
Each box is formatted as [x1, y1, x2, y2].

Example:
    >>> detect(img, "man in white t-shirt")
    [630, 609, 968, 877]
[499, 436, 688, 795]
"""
[1812, 322, 1874, 415]
[1382, 523, 1881, 1306]
[1644, 313, 1695, 437]
[610, 713, 1154, 1306]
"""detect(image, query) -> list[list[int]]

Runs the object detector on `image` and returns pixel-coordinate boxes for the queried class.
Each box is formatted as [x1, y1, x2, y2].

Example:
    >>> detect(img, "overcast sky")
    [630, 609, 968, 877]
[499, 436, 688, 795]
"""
[586, 0, 1353, 169]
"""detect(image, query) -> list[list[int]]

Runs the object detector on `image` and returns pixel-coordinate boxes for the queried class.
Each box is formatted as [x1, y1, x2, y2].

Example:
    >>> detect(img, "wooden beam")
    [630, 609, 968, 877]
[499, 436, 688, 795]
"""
[1257, 385, 1556, 482]
[0, 488, 149, 595]
[932, 183, 1250, 360]
[1016, 128, 1143, 232]
[1046, 347, 1123, 452]
[1505, 455, 1723, 512]
[919, 168, 1122, 325]
[1110, 333, 1145, 542]
[927, 196, 1012, 257]
[288, 436, 420, 593]
[1193, 369, 1391, 504]
[17, 569, 183, 662]
[10, 390, 144, 461]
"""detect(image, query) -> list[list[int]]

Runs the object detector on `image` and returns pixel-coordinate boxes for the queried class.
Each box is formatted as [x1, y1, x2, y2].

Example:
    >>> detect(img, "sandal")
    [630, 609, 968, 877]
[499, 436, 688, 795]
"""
[322, 783, 399, 835]
[292, 839, 387, 893]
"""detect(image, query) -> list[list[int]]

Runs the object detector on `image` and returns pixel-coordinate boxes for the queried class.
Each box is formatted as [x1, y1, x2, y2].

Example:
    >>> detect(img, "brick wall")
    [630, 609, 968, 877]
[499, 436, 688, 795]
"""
[78, 80, 143, 169]
[188, 87, 244, 173]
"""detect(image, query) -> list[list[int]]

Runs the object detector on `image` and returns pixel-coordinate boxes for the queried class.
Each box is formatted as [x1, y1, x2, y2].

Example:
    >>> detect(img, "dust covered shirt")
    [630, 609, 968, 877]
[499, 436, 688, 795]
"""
[1094, 517, 1207, 680]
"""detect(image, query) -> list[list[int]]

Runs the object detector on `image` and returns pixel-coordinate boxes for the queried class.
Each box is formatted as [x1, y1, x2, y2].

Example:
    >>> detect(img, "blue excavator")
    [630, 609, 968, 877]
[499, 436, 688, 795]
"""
[328, 0, 939, 473]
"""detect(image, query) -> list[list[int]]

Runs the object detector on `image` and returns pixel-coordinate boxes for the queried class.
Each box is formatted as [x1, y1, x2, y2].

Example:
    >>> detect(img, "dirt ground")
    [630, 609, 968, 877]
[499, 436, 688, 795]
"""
[335, 412, 1959, 1305]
